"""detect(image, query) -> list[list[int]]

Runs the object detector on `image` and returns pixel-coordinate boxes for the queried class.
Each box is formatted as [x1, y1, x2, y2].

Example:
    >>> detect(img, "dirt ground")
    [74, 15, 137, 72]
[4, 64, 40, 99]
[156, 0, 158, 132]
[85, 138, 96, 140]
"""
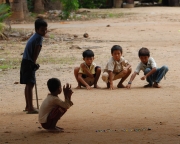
[1, 7, 180, 144]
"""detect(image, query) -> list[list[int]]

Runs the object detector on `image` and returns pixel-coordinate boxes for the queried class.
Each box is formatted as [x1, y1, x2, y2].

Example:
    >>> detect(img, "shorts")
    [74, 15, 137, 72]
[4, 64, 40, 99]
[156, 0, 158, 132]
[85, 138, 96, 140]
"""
[81, 66, 100, 86]
[20, 59, 35, 84]
[41, 106, 67, 129]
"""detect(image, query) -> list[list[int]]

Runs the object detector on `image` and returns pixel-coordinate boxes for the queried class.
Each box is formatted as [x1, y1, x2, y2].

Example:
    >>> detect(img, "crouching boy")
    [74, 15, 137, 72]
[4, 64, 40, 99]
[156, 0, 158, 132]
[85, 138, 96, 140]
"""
[102, 45, 132, 90]
[39, 78, 73, 132]
[74, 49, 101, 90]
[126, 47, 168, 88]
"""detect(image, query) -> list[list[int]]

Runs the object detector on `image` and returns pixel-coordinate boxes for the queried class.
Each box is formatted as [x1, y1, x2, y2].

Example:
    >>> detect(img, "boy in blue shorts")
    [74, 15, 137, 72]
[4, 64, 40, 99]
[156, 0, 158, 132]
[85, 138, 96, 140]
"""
[126, 47, 168, 88]
[74, 49, 101, 90]
[20, 18, 47, 114]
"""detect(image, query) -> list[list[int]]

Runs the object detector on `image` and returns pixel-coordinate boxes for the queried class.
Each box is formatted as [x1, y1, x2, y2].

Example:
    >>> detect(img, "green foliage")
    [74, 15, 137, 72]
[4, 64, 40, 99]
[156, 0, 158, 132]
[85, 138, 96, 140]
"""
[0, 23, 5, 32]
[78, 0, 107, 8]
[50, 0, 79, 19]
[0, 4, 11, 22]
[27, 0, 34, 12]
[60, 0, 79, 19]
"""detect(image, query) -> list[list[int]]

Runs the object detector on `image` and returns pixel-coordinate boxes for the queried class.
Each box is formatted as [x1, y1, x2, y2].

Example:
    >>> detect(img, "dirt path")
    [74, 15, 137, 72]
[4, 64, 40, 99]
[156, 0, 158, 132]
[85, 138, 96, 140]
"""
[1, 7, 180, 144]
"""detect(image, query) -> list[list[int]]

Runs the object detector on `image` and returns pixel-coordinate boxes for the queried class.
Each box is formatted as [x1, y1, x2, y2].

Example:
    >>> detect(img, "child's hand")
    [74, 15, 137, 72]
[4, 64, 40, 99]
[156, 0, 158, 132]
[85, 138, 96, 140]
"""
[109, 83, 114, 90]
[122, 68, 128, 74]
[63, 83, 73, 100]
[126, 84, 131, 89]
[141, 76, 146, 80]
[86, 85, 92, 90]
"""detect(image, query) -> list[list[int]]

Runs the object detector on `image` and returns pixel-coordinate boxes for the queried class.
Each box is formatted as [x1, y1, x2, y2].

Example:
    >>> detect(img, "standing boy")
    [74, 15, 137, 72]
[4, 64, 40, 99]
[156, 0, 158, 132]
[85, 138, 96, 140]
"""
[102, 45, 132, 90]
[20, 18, 47, 114]
[39, 78, 73, 132]
[126, 47, 168, 88]
[74, 49, 101, 90]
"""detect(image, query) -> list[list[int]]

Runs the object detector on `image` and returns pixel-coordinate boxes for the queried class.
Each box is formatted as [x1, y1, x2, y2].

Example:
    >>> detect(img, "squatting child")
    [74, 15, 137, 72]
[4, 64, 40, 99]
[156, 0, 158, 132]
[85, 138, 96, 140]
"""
[102, 45, 132, 90]
[39, 78, 73, 132]
[20, 18, 47, 114]
[74, 49, 101, 90]
[126, 47, 168, 88]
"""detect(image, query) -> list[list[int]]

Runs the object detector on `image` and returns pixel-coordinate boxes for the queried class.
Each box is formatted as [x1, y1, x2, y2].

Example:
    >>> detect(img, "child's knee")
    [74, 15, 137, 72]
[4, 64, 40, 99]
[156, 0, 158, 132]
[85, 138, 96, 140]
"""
[102, 72, 109, 83]
[162, 65, 168, 72]
[74, 67, 79, 72]
[144, 68, 151, 74]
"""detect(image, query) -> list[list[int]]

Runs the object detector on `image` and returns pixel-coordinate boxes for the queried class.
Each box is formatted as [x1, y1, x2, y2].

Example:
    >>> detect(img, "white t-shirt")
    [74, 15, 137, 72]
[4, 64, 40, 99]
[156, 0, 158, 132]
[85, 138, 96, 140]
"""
[135, 57, 157, 74]
[104, 57, 129, 73]
[39, 94, 73, 123]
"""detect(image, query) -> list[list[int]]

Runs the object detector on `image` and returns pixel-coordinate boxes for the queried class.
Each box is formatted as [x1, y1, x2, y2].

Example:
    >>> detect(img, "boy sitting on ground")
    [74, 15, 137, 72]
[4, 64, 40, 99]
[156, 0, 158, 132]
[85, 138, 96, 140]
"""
[74, 49, 101, 90]
[126, 47, 168, 89]
[102, 45, 132, 90]
[39, 78, 73, 132]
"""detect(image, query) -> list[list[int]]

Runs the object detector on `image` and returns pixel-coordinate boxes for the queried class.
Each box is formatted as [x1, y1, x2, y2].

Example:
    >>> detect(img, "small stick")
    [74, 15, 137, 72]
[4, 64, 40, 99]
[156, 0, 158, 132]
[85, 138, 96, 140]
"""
[35, 76, 39, 109]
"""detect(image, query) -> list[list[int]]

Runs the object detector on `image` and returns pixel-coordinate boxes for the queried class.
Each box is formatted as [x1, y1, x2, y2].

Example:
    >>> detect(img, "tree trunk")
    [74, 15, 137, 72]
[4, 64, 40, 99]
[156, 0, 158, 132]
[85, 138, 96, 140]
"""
[10, 0, 28, 21]
[34, 0, 44, 13]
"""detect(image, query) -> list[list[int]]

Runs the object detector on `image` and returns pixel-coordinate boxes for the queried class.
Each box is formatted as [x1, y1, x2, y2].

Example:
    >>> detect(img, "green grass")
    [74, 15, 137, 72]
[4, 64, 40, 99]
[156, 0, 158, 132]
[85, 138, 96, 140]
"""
[38, 57, 77, 65]
[0, 64, 9, 70]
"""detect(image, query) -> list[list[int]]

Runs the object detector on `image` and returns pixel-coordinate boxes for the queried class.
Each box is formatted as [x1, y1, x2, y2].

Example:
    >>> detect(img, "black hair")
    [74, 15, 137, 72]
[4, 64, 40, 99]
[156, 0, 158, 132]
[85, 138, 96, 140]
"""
[82, 49, 94, 58]
[111, 45, 122, 54]
[35, 18, 47, 30]
[47, 78, 61, 93]
[138, 47, 150, 57]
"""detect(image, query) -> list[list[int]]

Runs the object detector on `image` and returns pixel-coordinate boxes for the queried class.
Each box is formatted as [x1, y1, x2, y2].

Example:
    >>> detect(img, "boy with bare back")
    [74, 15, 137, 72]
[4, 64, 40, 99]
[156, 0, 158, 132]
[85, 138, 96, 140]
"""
[74, 49, 101, 90]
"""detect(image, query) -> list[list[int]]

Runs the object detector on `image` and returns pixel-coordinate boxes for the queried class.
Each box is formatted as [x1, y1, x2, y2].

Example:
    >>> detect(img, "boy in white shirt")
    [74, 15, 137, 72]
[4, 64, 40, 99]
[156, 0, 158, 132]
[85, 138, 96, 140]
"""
[126, 47, 168, 88]
[102, 45, 132, 90]
[39, 78, 73, 132]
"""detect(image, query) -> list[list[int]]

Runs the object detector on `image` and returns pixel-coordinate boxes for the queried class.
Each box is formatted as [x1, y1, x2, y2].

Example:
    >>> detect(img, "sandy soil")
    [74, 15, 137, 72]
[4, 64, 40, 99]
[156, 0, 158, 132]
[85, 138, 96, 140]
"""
[1, 7, 180, 144]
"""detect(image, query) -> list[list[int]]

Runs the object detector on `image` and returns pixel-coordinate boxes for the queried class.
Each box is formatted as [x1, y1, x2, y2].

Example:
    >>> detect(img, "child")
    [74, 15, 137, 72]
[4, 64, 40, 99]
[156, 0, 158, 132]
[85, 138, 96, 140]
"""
[39, 78, 73, 132]
[74, 49, 101, 90]
[126, 47, 168, 88]
[20, 18, 47, 114]
[102, 45, 132, 90]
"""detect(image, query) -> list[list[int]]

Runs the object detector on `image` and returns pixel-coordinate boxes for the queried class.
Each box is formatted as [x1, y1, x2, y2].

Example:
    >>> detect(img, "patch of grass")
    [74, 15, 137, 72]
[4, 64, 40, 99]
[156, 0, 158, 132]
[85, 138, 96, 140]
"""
[0, 64, 9, 70]
[38, 56, 77, 65]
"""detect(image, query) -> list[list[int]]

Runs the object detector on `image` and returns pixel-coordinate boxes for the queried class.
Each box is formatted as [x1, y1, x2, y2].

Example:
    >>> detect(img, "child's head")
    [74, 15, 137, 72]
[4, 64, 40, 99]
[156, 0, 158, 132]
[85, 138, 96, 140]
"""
[47, 78, 62, 95]
[138, 47, 150, 64]
[111, 45, 123, 61]
[35, 18, 47, 36]
[82, 49, 94, 66]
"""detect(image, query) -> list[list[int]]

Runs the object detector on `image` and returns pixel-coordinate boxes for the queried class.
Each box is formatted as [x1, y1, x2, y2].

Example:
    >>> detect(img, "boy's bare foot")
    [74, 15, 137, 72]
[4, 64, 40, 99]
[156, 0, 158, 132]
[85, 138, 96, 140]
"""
[117, 83, 125, 88]
[144, 84, 152, 88]
[94, 84, 101, 89]
[75, 86, 81, 89]
[26, 108, 39, 114]
[153, 83, 161, 88]
[56, 126, 64, 130]
[48, 127, 64, 133]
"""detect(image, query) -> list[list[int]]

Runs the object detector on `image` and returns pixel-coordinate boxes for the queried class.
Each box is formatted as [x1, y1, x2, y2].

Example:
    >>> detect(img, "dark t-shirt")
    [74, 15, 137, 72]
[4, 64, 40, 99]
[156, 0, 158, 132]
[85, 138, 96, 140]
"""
[22, 33, 43, 62]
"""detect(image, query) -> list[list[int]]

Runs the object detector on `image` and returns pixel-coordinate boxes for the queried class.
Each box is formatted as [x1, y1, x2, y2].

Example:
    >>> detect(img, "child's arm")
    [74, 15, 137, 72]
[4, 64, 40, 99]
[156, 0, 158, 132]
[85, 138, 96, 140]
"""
[141, 68, 156, 80]
[80, 63, 94, 78]
[126, 72, 137, 89]
[32, 45, 41, 63]
[78, 73, 92, 90]
[109, 71, 114, 90]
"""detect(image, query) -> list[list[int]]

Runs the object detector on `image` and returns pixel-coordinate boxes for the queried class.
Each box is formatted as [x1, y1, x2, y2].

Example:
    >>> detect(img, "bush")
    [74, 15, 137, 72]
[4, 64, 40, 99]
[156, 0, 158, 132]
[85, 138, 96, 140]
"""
[78, 0, 107, 8]
[60, 0, 79, 19]
[0, 4, 11, 22]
